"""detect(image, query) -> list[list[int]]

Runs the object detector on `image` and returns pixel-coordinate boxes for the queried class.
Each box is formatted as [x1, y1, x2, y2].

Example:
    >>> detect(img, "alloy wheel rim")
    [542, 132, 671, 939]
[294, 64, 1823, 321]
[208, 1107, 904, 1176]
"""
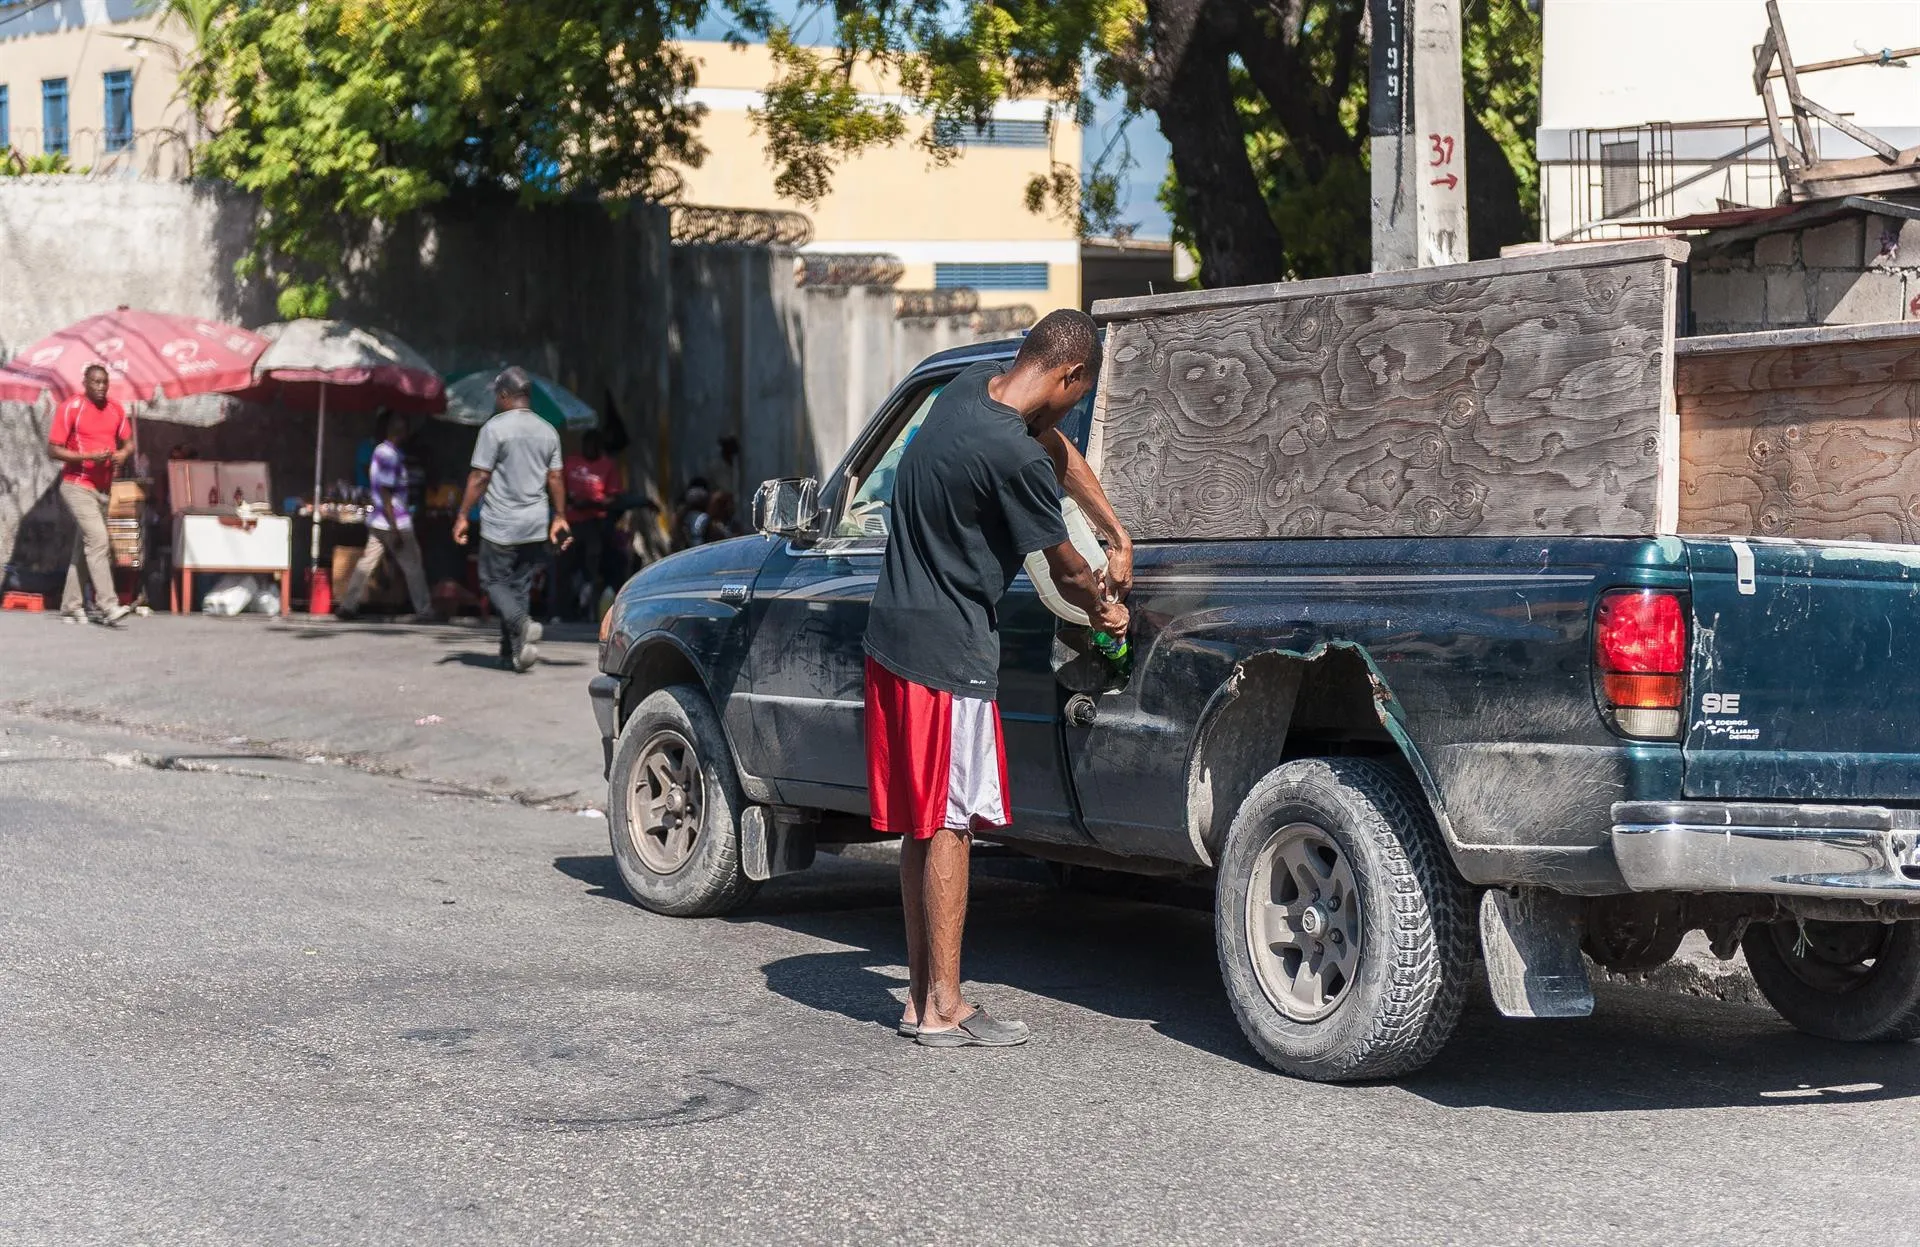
[628, 730, 703, 875]
[1245, 822, 1363, 1022]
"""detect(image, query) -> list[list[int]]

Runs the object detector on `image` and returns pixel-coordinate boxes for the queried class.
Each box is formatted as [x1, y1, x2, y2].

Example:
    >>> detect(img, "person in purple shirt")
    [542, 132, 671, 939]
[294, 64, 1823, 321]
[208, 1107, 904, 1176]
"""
[337, 410, 433, 621]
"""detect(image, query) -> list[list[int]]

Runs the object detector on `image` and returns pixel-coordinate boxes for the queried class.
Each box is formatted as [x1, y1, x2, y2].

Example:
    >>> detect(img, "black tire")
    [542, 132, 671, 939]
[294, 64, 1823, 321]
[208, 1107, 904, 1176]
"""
[606, 684, 758, 917]
[1742, 919, 1920, 1042]
[1215, 757, 1473, 1082]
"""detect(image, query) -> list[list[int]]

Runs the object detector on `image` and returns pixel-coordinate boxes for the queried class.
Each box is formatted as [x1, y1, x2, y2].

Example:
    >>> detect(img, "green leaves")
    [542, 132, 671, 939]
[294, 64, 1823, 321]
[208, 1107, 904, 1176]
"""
[192, 0, 711, 313]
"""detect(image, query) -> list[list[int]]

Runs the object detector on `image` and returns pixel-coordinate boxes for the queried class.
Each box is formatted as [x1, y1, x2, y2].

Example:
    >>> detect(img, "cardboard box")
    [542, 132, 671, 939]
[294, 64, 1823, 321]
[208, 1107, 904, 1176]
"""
[109, 481, 146, 519]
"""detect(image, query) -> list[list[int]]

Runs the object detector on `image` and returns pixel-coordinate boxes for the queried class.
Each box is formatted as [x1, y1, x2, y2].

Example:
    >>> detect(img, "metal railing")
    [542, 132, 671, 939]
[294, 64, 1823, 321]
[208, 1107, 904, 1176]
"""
[669, 203, 814, 247]
[1546, 120, 1783, 242]
[797, 252, 906, 289]
[0, 125, 196, 179]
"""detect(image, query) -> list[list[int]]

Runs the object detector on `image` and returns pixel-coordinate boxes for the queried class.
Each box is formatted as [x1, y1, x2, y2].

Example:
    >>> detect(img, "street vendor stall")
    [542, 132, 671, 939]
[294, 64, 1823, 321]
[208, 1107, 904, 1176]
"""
[236, 320, 446, 613]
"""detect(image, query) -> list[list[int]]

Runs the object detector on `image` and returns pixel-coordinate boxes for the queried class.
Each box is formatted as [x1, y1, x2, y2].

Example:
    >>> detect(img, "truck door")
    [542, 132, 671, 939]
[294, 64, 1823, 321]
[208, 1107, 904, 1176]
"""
[1685, 537, 1920, 800]
[744, 376, 948, 811]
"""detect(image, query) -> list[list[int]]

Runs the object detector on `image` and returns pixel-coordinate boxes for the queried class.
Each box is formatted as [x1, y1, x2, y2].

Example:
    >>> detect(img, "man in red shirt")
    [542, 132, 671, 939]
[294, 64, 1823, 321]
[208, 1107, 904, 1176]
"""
[46, 364, 133, 625]
[562, 431, 624, 618]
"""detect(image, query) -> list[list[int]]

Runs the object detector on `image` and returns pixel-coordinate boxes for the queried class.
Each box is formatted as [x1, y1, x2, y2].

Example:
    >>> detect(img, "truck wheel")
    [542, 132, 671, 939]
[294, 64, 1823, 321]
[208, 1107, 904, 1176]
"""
[606, 684, 758, 918]
[1742, 919, 1920, 1042]
[1215, 758, 1473, 1082]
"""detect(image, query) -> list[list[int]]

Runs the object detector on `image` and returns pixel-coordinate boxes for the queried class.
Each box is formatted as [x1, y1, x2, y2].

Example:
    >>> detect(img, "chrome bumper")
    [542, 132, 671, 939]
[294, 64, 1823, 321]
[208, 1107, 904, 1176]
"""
[1611, 801, 1920, 901]
[588, 673, 623, 778]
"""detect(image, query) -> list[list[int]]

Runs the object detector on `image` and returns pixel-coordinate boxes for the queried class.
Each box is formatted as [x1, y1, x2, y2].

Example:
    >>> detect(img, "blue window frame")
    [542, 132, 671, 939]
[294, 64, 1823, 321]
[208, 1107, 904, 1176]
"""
[103, 69, 133, 152]
[933, 262, 1051, 291]
[0, 86, 10, 153]
[42, 77, 68, 156]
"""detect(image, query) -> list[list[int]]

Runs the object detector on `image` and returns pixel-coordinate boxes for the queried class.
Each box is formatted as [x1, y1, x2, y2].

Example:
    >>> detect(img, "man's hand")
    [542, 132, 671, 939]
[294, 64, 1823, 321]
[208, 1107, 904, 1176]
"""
[452, 515, 470, 546]
[1103, 537, 1134, 600]
[550, 517, 573, 551]
[1091, 597, 1130, 636]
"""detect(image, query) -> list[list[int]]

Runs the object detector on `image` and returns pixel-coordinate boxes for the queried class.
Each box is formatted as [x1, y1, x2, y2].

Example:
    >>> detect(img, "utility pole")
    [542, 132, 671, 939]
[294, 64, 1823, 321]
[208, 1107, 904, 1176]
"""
[1370, 0, 1468, 270]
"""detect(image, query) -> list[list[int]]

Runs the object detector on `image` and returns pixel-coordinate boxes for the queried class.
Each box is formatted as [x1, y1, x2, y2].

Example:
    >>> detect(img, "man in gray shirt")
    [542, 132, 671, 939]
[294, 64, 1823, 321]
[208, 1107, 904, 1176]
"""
[453, 367, 571, 671]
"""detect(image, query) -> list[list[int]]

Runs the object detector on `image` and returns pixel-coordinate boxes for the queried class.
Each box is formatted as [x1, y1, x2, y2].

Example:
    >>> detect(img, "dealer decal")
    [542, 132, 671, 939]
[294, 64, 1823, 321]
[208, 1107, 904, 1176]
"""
[1699, 692, 1760, 742]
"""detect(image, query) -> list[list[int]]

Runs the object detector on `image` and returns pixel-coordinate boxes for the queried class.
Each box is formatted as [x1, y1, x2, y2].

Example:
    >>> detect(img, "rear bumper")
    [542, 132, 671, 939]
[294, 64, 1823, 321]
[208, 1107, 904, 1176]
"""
[1611, 801, 1920, 901]
[588, 673, 623, 778]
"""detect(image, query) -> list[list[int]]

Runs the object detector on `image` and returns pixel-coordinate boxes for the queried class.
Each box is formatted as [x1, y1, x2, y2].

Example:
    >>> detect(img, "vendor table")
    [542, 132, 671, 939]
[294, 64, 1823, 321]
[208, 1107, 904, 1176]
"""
[171, 512, 293, 616]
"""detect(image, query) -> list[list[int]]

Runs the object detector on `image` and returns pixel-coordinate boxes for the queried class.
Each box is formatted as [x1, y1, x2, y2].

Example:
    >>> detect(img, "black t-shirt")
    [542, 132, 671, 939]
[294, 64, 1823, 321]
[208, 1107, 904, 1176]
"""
[863, 362, 1069, 698]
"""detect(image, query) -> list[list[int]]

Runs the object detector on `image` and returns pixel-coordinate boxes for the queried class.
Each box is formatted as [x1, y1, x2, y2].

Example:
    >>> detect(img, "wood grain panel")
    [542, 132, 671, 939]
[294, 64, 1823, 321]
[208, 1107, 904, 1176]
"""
[1679, 379, 1920, 542]
[1091, 255, 1679, 540]
[1675, 323, 1920, 396]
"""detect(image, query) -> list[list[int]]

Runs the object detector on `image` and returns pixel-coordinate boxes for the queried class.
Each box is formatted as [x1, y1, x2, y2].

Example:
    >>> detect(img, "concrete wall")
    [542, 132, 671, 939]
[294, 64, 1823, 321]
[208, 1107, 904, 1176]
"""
[0, 180, 999, 596]
[666, 245, 1019, 502]
[1689, 213, 1920, 336]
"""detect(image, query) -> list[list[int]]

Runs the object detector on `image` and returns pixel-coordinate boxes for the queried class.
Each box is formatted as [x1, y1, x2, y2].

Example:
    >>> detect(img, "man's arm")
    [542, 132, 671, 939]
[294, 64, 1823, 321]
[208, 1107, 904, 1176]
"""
[547, 469, 573, 549]
[1036, 426, 1133, 598]
[451, 468, 490, 545]
[1042, 539, 1129, 634]
[110, 419, 134, 469]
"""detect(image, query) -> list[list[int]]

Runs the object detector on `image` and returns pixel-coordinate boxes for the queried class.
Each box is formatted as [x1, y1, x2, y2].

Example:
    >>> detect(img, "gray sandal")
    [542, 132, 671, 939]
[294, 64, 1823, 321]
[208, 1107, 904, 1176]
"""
[914, 1006, 1029, 1048]
[896, 1019, 921, 1038]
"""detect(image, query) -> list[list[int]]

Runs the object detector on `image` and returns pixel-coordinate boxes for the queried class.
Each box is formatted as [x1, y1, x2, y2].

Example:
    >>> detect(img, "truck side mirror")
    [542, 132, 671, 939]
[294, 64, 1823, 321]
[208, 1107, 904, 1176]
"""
[752, 477, 823, 542]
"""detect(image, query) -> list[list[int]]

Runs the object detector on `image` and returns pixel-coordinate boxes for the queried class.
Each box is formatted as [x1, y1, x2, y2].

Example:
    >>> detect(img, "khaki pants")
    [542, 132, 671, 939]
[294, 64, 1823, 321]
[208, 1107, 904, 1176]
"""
[59, 480, 117, 616]
[342, 526, 430, 615]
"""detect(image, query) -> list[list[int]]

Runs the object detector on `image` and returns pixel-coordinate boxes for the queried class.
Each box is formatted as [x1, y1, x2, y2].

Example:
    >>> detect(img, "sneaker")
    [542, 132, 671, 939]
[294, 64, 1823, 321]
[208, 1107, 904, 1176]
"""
[59, 610, 84, 625]
[102, 603, 133, 626]
[524, 619, 544, 647]
[513, 642, 540, 672]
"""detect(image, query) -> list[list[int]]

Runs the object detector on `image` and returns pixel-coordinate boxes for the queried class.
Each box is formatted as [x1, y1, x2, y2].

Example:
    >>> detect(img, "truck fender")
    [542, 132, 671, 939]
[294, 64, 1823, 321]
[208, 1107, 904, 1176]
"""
[1181, 642, 1461, 866]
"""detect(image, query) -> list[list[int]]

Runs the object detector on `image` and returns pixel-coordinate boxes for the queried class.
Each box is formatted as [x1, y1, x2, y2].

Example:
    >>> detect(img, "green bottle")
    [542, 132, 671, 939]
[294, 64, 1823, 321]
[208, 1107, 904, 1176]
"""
[1091, 627, 1132, 680]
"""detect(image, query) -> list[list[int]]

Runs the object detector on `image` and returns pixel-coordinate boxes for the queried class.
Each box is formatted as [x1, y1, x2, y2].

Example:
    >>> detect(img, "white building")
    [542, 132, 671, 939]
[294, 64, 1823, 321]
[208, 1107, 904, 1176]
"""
[1540, 0, 1920, 242]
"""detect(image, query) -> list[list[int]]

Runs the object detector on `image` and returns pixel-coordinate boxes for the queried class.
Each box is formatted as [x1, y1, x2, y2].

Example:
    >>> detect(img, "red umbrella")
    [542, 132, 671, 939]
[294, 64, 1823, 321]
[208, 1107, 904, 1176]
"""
[2, 306, 267, 406]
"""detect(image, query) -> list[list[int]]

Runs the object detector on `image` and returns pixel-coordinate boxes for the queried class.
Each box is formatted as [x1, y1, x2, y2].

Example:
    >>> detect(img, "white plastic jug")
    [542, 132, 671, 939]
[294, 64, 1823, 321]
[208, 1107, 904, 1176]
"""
[1023, 496, 1108, 625]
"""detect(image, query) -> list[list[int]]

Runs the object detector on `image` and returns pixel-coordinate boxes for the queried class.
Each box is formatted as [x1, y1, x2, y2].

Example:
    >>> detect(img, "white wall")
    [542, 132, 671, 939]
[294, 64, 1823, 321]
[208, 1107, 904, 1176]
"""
[1544, 0, 1920, 130]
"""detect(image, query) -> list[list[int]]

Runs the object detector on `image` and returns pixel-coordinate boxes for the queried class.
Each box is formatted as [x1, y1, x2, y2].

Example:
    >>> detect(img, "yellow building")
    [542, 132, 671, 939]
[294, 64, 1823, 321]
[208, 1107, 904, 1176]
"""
[0, 0, 198, 177]
[673, 40, 1081, 314]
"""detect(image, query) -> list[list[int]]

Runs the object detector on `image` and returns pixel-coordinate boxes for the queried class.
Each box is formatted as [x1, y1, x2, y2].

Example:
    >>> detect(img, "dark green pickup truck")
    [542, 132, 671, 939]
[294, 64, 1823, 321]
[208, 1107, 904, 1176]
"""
[590, 337, 1920, 1082]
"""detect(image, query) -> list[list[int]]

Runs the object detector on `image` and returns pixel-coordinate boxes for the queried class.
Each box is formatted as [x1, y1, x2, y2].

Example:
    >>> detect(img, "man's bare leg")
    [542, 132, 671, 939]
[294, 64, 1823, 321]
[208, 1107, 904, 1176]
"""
[920, 827, 974, 1030]
[899, 834, 931, 1030]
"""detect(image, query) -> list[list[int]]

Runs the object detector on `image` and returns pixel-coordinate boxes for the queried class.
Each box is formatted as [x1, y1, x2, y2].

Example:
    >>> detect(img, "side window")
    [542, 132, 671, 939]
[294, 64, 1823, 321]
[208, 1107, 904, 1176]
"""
[835, 381, 945, 538]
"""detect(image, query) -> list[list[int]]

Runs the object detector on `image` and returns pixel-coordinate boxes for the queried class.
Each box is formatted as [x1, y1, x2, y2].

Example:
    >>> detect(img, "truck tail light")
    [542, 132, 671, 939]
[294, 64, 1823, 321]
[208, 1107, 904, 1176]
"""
[1595, 588, 1686, 739]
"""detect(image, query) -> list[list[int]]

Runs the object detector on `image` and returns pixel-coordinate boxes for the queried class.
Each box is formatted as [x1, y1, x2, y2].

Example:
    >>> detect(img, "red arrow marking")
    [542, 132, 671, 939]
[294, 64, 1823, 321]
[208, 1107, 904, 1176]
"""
[1430, 173, 1459, 190]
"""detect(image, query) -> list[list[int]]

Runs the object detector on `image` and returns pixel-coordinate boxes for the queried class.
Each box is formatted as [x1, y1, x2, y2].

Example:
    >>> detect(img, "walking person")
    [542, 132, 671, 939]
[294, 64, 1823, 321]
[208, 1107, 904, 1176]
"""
[47, 364, 133, 626]
[452, 367, 571, 671]
[863, 309, 1133, 1047]
[337, 410, 433, 621]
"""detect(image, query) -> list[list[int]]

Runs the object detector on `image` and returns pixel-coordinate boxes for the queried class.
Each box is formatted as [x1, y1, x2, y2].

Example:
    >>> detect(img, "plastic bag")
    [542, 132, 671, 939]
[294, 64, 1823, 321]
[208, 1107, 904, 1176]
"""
[201, 576, 257, 616]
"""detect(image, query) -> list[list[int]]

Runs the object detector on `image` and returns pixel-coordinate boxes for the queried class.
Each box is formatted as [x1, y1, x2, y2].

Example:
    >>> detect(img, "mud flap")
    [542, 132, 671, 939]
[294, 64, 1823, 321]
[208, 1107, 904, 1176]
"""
[741, 807, 817, 882]
[1478, 889, 1595, 1019]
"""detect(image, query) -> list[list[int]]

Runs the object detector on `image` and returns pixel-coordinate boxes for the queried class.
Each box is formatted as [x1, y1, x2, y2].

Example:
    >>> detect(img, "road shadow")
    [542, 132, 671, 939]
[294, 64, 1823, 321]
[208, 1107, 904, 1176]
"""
[1406, 981, 1920, 1113]
[554, 853, 623, 900]
[734, 853, 1267, 1069]
[556, 847, 1920, 1109]
[436, 651, 587, 669]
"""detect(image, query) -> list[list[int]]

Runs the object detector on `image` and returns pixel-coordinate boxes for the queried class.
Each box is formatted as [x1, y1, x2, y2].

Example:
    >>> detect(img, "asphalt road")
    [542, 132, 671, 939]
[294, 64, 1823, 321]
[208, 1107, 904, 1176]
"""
[3, 712, 1915, 1246]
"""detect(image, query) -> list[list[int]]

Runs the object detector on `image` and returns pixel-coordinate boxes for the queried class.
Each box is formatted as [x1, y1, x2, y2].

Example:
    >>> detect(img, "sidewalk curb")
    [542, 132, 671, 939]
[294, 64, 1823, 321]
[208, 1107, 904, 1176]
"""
[2, 698, 599, 813]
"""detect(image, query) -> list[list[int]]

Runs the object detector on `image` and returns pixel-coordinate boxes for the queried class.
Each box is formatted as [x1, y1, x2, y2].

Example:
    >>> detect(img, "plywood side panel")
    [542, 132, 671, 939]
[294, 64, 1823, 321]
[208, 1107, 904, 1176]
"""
[1678, 379, 1920, 542]
[1094, 257, 1676, 540]
[1675, 327, 1920, 397]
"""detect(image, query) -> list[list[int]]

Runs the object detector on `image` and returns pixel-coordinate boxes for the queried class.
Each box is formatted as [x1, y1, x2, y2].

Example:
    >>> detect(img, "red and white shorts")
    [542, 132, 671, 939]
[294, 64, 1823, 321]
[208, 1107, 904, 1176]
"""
[864, 658, 1011, 840]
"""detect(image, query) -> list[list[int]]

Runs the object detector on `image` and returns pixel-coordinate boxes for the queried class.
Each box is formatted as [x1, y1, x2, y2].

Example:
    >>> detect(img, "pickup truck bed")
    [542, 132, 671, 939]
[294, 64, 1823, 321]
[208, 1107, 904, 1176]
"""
[591, 334, 1920, 1082]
